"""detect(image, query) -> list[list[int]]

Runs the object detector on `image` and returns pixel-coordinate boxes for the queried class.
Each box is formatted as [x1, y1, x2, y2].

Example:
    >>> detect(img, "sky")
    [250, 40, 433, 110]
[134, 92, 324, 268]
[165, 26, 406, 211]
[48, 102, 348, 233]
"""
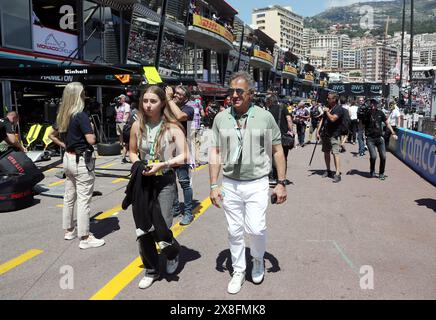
[226, 0, 390, 24]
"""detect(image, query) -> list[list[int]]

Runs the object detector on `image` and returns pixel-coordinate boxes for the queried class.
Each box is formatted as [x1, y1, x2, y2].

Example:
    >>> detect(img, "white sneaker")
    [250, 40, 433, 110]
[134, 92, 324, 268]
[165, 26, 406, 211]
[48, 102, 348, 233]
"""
[252, 258, 265, 284]
[79, 234, 105, 249]
[138, 273, 159, 289]
[227, 271, 245, 294]
[64, 228, 77, 240]
[166, 255, 179, 275]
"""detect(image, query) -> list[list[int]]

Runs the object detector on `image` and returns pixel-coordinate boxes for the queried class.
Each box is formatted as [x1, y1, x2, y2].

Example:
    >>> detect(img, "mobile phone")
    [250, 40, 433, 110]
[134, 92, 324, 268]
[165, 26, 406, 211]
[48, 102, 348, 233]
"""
[270, 194, 277, 204]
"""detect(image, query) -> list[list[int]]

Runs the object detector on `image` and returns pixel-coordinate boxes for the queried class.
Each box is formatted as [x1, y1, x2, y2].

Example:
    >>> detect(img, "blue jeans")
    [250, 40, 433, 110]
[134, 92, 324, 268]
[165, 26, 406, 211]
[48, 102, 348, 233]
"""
[367, 136, 386, 175]
[172, 165, 193, 217]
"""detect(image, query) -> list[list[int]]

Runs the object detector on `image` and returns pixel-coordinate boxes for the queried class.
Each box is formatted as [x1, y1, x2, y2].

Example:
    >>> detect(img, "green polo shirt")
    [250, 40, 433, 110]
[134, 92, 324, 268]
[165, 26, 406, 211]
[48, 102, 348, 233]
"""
[211, 104, 281, 181]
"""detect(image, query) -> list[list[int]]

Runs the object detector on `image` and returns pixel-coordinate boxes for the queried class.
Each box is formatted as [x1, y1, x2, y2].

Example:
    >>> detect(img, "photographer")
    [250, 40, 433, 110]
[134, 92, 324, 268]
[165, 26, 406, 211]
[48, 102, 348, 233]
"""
[316, 92, 345, 183]
[360, 98, 398, 180]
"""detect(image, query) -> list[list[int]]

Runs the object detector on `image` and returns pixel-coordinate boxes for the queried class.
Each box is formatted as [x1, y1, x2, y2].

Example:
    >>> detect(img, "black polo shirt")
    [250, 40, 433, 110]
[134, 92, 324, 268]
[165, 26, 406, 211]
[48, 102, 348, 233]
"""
[267, 103, 291, 134]
[60, 112, 93, 152]
[363, 109, 387, 138]
[322, 104, 345, 138]
[180, 102, 194, 135]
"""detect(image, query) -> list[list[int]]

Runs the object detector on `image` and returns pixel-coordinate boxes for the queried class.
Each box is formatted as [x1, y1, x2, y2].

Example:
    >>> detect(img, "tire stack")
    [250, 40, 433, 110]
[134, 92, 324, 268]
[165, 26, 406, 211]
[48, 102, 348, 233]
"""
[0, 150, 44, 212]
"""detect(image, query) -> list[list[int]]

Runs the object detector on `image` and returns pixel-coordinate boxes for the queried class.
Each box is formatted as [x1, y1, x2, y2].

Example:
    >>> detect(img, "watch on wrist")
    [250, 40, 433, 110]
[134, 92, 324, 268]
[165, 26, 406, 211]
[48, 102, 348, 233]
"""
[277, 180, 286, 187]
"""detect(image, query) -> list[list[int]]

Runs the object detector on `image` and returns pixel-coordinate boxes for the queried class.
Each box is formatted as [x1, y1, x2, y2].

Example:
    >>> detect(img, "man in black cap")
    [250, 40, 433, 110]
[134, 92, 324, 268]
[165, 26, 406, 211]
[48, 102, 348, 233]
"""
[361, 98, 398, 180]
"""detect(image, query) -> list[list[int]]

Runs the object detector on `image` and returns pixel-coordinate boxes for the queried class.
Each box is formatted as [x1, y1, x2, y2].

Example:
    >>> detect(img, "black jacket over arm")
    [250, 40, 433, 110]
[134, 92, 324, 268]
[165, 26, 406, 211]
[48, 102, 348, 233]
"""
[122, 161, 173, 244]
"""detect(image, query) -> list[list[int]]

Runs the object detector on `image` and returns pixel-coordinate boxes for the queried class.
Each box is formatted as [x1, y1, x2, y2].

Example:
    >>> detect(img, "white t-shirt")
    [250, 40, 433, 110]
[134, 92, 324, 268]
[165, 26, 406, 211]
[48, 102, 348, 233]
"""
[349, 105, 358, 120]
[115, 102, 131, 123]
[388, 107, 401, 127]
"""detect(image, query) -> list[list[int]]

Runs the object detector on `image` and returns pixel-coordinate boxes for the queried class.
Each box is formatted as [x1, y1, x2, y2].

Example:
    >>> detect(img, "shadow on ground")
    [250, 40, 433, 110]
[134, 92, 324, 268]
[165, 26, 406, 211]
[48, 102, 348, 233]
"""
[215, 248, 280, 282]
[90, 217, 120, 238]
[415, 198, 436, 213]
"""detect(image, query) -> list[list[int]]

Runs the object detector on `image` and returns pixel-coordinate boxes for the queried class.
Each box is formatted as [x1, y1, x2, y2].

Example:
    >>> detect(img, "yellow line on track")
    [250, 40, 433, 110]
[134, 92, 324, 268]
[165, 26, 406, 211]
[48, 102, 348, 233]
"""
[0, 249, 44, 276]
[99, 163, 116, 169]
[48, 180, 65, 187]
[112, 178, 129, 184]
[94, 205, 123, 220]
[89, 197, 212, 300]
[194, 164, 208, 172]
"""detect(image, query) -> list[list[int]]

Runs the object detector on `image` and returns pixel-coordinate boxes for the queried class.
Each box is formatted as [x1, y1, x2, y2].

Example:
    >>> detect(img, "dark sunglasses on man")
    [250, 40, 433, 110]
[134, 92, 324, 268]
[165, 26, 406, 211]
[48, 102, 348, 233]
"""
[227, 88, 247, 96]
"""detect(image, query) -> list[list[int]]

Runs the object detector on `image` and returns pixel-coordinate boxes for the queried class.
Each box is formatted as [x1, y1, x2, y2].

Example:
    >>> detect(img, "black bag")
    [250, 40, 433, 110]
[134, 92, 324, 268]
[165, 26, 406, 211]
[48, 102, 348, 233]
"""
[281, 133, 295, 148]
[278, 105, 294, 148]
[122, 112, 138, 143]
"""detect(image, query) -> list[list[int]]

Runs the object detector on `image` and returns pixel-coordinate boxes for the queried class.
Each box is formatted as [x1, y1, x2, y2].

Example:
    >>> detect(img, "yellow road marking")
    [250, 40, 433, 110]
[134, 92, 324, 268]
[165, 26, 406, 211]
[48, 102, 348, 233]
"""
[112, 178, 129, 184]
[194, 164, 208, 172]
[56, 204, 64, 208]
[99, 163, 116, 169]
[0, 249, 43, 276]
[44, 168, 56, 173]
[89, 197, 212, 300]
[48, 180, 65, 187]
[94, 205, 123, 220]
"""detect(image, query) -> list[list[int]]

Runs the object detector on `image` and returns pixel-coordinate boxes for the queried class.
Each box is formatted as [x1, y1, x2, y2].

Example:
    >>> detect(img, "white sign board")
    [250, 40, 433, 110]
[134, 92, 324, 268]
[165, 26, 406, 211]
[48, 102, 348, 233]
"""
[33, 25, 78, 58]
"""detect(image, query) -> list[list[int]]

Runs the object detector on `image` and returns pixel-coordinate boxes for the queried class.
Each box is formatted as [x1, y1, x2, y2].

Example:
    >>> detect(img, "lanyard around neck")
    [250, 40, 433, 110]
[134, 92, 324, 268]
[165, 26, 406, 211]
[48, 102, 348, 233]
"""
[146, 120, 163, 158]
[231, 105, 253, 143]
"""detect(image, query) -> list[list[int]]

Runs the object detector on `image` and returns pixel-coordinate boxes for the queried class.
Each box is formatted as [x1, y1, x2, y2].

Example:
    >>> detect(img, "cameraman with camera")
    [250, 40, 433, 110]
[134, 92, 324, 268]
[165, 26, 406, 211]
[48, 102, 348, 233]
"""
[360, 98, 398, 180]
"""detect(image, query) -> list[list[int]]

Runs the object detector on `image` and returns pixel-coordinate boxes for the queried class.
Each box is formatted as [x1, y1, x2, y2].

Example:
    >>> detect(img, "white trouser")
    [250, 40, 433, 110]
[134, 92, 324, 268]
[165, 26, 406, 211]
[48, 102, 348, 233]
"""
[222, 175, 269, 273]
[62, 152, 95, 237]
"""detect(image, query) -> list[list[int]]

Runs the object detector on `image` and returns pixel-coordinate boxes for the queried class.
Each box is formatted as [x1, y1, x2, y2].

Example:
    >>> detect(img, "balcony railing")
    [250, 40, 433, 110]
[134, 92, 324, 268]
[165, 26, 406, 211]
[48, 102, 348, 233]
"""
[191, 14, 234, 44]
[252, 49, 274, 64]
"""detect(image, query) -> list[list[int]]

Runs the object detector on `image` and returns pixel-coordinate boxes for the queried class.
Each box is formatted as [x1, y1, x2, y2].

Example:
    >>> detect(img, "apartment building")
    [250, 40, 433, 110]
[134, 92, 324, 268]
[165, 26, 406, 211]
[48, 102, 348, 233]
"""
[361, 45, 398, 82]
[252, 5, 303, 55]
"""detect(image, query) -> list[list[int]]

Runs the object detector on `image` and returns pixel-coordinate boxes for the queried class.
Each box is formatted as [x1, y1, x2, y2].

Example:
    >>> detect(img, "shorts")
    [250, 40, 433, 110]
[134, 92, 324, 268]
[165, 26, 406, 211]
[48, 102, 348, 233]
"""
[321, 136, 341, 155]
[116, 122, 126, 136]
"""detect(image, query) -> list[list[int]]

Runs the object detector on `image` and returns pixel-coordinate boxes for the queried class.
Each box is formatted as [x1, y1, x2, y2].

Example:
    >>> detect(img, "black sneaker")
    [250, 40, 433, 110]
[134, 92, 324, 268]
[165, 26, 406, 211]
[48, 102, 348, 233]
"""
[370, 171, 377, 178]
[379, 174, 386, 181]
[322, 170, 333, 178]
[121, 158, 128, 164]
[333, 174, 342, 183]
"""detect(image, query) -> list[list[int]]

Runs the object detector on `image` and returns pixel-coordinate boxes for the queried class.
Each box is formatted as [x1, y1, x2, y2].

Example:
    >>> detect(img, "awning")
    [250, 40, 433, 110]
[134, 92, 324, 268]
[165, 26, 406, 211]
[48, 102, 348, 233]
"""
[196, 81, 228, 96]
[0, 64, 146, 86]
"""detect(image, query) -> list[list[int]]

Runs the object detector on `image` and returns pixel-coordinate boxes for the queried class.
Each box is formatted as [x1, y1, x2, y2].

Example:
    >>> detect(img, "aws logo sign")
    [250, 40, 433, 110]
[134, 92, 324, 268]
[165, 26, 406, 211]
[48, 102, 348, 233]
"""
[351, 84, 364, 94]
[331, 84, 345, 93]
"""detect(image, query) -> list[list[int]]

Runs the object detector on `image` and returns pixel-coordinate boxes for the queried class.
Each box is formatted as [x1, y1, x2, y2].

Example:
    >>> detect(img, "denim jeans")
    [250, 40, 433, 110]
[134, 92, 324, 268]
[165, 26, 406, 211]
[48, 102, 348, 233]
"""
[366, 136, 386, 175]
[296, 122, 306, 146]
[172, 164, 193, 217]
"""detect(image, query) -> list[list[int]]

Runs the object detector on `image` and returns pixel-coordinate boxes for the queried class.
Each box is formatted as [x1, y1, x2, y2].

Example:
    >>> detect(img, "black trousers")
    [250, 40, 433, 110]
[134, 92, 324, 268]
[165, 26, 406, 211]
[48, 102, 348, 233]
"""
[271, 146, 290, 180]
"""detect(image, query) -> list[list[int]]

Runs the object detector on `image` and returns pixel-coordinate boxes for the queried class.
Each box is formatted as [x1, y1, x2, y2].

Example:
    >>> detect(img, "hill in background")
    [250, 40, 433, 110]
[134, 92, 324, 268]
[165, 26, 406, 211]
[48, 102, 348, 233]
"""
[304, 0, 436, 37]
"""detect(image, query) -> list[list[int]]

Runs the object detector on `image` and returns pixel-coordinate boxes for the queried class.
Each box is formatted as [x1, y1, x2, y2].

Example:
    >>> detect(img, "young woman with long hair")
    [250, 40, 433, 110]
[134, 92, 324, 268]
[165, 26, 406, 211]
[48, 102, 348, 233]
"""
[128, 85, 188, 289]
[49, 82, 105, 249]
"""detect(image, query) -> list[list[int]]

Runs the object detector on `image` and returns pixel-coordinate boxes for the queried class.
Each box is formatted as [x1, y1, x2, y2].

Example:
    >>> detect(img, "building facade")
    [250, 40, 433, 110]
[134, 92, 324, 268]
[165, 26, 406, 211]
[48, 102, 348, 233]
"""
[251, 5, 303, 56]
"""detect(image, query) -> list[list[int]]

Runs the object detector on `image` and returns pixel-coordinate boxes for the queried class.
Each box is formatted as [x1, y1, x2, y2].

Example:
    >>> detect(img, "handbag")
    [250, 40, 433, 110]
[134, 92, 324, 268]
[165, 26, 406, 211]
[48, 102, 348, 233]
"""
[278, 105, 295, 148]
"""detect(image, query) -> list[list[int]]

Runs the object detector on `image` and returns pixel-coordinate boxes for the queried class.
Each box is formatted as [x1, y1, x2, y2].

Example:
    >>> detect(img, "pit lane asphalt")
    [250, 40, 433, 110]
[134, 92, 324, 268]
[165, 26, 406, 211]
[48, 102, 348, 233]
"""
[0, 141, 435, 300]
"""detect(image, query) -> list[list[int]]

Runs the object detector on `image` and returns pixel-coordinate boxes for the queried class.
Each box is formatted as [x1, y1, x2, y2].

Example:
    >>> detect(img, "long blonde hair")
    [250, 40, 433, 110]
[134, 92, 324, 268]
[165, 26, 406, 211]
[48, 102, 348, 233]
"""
[56, 82, 85, 132]
[136, 86, 184, 156]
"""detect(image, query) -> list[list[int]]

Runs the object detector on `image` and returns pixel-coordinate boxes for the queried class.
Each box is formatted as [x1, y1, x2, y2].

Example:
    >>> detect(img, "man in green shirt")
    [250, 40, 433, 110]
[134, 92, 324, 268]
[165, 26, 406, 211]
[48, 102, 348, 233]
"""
[209, 71, 288, 294]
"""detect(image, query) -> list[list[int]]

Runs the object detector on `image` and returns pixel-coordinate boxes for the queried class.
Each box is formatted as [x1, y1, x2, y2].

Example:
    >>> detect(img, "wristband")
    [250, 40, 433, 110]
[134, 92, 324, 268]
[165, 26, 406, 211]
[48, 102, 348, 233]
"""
[210, 184, 219, 190]
[164, 160, 170, 168]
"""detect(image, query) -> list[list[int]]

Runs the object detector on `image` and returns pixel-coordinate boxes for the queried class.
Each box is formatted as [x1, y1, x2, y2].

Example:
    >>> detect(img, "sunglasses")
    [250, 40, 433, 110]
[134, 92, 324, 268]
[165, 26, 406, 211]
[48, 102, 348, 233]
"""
[227, 88, 247, 96]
